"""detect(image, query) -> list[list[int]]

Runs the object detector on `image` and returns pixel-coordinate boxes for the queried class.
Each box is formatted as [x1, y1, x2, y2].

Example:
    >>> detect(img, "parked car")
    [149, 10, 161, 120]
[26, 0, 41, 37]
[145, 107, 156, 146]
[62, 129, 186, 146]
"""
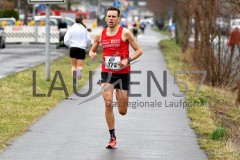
[0, 17, 16, 27]
[34, 19, 58, 26]
[0, 27, 6, 48]
[34, 16, 75, 27]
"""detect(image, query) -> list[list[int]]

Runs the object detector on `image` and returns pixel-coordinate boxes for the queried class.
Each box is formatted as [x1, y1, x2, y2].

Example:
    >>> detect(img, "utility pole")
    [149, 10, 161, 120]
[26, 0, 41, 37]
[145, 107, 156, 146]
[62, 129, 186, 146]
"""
[98, 0, 102, 15]
[67, 0, 71, 10]
[28, 0, 66, 81]
[45, 4, 51, 81]
[17, 0, 21, 16]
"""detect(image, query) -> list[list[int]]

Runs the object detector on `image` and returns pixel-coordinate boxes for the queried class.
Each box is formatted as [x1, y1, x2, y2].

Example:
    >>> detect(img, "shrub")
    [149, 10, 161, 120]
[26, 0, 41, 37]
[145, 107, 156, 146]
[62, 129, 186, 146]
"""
[211, 127, 226, 140]
[1, 9, 19, 20]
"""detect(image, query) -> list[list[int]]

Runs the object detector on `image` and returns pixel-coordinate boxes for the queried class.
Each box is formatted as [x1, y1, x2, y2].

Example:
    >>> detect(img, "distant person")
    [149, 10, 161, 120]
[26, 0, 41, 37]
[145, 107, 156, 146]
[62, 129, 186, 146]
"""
[140, 20, 146, 34]
[227, 27, 240, 54]
[157, 19, 164, 30]
[170, 23, 176, 39]
[57, 17, 67, 48]
[136, 19, 140, 28]
[132, 23, 138, 38]
[58, 17, 67, 29]
[149, 18, 154, 28]
[121, 18, 128, 28]
[64, 16, 91, 86]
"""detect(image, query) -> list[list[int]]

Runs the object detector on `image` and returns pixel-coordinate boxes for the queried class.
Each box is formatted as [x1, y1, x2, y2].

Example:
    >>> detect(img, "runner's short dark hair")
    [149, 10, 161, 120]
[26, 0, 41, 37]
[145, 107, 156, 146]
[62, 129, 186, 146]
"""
[75, 16, 87, 28]
[75, 16, 83, 23]
[105, 6, 120, 17]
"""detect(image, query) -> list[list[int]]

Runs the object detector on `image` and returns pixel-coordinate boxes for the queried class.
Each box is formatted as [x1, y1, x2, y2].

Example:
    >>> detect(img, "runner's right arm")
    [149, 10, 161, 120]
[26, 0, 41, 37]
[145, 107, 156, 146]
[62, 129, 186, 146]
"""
[89, 32, 101, 60]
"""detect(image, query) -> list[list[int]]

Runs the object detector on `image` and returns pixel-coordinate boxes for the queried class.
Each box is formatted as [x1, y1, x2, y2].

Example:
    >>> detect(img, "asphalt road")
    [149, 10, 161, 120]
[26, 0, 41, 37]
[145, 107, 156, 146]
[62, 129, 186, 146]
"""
[0, 43, 68, 78]
[0, 26, 208, 160]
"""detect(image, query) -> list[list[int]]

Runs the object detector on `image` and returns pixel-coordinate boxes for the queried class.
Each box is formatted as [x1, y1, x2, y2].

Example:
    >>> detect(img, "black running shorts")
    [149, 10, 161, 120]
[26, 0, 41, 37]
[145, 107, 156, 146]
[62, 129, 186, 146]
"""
[70, 47, 86, 59]
[101, 72, 130, 90]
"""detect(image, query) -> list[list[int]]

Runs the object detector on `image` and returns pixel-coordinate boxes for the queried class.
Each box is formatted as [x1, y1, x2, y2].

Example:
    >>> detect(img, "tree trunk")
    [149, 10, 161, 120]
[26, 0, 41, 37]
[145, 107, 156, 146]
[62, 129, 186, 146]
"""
[182, 15, 190, 52]
[23, 0, 29, 25]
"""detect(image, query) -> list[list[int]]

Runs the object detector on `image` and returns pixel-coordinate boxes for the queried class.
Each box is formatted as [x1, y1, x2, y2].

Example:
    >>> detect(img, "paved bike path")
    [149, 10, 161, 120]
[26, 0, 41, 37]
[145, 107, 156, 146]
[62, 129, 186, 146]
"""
[0, 26, 208, 160]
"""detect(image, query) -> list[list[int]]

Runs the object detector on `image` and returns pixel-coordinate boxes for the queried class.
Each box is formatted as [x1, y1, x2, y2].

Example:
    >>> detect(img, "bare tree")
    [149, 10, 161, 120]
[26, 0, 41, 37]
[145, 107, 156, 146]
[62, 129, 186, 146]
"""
[158, 0, 240, 104]
[147, 0, 170, 19]
[21, 0, 30, 25]
[215, 1, 240, 105]
[174, 0, 193, 51]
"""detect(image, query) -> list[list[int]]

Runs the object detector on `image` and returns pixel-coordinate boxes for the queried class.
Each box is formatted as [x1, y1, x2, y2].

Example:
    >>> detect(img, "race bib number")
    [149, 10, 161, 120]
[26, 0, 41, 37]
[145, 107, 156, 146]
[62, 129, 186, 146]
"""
[105, 56, 121, 70]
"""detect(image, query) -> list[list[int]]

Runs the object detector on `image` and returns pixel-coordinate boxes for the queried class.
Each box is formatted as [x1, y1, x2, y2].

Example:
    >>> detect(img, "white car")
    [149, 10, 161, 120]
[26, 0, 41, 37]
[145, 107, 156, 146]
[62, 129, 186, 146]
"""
[35, 19, 58, 26]
[0, 17, 16, 27]
[34, 16, 75, 27]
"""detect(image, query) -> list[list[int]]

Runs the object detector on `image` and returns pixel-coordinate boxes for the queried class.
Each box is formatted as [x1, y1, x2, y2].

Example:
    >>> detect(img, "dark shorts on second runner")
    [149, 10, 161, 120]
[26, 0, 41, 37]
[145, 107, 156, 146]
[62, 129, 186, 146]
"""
[101, 72, 130, 90]
[70, 47, 86, 59]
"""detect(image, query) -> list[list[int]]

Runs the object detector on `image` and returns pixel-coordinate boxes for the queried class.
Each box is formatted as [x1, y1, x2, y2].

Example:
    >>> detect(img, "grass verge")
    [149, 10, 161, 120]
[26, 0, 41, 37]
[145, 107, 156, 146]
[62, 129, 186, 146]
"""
[159, 39, 240, 160]
[0, 55, 100, 152]
[153, 25, 171, 37]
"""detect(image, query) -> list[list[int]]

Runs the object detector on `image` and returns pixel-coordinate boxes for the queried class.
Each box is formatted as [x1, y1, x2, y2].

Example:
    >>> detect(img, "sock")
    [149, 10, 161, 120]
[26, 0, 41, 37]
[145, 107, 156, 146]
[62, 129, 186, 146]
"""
[76, 69, 82, 80]
[109, 129, 116, 139]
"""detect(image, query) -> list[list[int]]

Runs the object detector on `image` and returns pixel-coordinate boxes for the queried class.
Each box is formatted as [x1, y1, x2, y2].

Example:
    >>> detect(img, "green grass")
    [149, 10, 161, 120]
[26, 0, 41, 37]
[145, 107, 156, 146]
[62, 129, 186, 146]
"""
[159, 39, 240, 160]
[153, 26, 171, 37]
[159, 39, 185, 73]
[211, 127, 226, 140]
[0, 55, 100, 152]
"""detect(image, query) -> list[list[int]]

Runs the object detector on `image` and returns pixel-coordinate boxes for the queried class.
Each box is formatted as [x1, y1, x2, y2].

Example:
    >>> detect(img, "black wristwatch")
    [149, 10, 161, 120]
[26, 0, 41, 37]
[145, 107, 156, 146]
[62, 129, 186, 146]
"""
[127, 57, 132, 63]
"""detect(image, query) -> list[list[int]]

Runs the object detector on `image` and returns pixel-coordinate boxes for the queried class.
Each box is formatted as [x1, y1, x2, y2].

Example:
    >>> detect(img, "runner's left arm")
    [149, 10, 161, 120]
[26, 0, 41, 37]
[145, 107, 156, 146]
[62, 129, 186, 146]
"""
[120, 29, 143, 66]
[63, 28, 72, 47]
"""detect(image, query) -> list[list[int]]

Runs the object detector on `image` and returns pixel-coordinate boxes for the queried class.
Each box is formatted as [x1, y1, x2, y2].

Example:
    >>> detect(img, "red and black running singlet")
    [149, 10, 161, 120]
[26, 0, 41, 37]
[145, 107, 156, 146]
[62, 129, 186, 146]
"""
[100, 26, 130, 74]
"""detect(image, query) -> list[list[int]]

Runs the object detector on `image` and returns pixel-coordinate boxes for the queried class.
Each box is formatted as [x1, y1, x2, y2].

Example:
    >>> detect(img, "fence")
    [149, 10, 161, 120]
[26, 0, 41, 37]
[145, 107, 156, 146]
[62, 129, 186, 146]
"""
[3, 26, 102, 44]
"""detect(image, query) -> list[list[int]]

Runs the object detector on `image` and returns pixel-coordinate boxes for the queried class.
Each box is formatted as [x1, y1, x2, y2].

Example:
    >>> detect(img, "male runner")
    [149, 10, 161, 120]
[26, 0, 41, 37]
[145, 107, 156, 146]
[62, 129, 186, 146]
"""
[89, 6, 142, 149]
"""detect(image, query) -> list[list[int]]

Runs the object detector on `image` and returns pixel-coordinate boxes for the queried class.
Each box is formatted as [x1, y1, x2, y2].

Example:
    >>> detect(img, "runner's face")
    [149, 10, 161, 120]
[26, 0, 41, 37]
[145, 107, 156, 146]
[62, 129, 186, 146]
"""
[106, 10, 119, 28]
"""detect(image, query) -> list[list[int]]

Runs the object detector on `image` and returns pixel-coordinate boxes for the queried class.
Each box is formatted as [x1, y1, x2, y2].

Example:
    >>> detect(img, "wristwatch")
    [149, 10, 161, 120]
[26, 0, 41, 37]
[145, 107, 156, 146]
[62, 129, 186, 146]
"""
[127, 57, 132, 63]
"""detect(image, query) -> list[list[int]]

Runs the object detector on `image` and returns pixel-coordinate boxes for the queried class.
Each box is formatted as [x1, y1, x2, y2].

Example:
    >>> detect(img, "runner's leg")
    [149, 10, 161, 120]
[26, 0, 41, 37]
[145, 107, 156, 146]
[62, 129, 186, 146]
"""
[76, 59, 84, 80]
[70, 58, 77, 85]
[102, 83, 115, 130]
[102, 83, 117, 148]
[116, 89, 128, 115]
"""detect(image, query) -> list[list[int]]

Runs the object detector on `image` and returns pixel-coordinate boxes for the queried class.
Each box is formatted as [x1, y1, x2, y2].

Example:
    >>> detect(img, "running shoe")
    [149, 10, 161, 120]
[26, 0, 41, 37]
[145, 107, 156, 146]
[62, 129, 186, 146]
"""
[106, 137, 117, 149]
[96, 79, 101, 86]
[76, 69, 82, 80]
